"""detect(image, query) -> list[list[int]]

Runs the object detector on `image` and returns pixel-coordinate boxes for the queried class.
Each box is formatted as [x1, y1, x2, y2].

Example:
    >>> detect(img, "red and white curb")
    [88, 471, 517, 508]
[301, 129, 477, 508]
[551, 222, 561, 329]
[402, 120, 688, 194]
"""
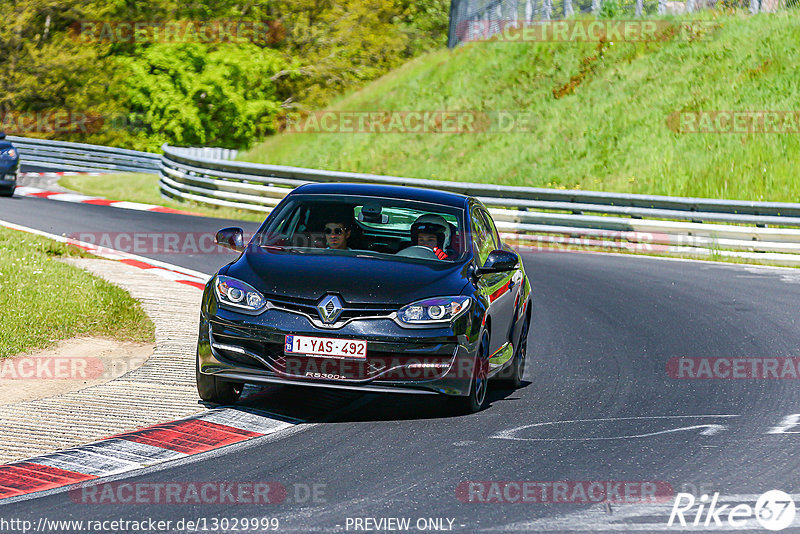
[0, 220, 210, 289]
[19, 172, 104, 178]
[0, 221, 298, 502]
[0, 409, 295, 500]
[14, 185, 202, 216]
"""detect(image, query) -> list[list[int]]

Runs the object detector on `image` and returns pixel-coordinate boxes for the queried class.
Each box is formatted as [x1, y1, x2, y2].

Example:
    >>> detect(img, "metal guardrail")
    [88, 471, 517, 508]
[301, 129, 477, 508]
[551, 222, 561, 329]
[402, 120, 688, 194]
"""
[167, 146, 239, 161]
[9, 136, 162, 174]
[159, 145, 800, 266]
[8, 137, 238, 174]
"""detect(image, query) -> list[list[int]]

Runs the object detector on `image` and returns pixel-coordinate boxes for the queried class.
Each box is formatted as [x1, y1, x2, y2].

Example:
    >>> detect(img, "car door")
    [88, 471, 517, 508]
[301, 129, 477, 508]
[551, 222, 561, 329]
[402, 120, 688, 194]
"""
[482, 208, 524, 340]
[471, 207, 516, 369]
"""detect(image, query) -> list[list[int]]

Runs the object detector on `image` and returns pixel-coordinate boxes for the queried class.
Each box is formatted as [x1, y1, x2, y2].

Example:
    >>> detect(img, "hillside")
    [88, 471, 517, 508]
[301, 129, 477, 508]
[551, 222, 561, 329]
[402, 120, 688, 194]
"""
[241, 11, 800, 202]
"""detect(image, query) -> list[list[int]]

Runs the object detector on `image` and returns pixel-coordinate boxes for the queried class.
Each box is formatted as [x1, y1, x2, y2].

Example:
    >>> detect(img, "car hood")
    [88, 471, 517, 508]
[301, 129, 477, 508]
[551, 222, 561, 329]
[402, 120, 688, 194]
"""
[225, 247, 471, 305]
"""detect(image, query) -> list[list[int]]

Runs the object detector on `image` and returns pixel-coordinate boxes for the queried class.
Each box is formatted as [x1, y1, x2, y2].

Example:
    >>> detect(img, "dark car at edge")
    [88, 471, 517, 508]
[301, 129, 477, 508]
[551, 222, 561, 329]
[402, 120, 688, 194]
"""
[196, 183, 532, 413]
[0, 132, 19, 197]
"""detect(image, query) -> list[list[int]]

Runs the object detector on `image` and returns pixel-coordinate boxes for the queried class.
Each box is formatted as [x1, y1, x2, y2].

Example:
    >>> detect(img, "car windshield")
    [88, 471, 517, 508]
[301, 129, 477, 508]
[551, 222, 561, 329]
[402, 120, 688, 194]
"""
[255, 195, 467, 263]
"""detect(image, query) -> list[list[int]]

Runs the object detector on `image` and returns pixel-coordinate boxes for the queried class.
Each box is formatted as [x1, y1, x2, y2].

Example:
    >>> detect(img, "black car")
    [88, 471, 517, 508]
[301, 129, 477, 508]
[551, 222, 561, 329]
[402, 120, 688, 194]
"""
[0, 132, 19, 197]
[197, 183, 532, 413]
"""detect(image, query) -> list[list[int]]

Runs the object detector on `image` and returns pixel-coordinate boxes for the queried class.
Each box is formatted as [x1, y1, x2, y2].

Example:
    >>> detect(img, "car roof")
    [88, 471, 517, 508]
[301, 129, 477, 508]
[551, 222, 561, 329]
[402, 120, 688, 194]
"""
[290, 182, 470, 209]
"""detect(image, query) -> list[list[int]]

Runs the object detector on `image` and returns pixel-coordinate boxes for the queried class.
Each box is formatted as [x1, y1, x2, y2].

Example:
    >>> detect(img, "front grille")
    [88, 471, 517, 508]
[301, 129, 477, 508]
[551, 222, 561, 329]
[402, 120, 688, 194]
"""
[265, 294, 395, 323]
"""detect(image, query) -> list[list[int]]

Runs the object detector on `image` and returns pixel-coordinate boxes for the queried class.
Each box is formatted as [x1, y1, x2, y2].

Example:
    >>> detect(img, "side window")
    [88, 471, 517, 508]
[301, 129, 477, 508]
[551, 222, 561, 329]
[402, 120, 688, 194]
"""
[471, 209, 494, 266]
[260, 203, 300, 245]
[479, 210, 501, 250]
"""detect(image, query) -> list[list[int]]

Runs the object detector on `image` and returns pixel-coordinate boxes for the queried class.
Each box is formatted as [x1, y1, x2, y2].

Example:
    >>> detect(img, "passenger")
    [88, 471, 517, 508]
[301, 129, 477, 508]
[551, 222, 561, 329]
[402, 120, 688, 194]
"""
[323, 219, 351, 250]
[410, 214, 453, 260]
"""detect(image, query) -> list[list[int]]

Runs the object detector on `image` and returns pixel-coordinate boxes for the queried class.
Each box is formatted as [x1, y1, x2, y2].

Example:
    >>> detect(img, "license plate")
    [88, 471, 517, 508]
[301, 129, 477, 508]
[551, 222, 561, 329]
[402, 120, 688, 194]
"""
[284, 335, 367, 359]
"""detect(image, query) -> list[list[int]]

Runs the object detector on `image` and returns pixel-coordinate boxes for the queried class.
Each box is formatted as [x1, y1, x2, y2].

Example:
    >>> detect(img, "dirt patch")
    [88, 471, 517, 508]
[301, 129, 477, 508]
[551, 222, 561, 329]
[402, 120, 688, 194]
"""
[552, 41, 608, 100]
[0, 337, 153, 405]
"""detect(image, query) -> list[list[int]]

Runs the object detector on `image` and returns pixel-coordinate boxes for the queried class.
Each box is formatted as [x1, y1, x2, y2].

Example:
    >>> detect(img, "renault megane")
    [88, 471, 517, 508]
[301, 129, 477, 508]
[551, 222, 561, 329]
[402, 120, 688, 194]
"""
[196, 183, 532, 413]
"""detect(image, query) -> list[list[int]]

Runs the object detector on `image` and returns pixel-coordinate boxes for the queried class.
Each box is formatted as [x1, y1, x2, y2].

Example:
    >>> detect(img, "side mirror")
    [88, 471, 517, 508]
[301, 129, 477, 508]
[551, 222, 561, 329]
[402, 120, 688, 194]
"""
[215, 227, 245, 252]
[477, 250, 518, 274]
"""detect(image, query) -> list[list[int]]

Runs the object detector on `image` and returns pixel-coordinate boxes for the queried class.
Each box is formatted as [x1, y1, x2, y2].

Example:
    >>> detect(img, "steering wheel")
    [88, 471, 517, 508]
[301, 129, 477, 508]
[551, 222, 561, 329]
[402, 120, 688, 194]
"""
[396, 245, 439, 260]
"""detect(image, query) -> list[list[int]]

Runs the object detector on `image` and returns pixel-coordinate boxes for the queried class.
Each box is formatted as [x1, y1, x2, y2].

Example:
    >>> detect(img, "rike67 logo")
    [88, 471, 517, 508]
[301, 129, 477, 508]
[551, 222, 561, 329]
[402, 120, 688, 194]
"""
[668, 490, 796, 531]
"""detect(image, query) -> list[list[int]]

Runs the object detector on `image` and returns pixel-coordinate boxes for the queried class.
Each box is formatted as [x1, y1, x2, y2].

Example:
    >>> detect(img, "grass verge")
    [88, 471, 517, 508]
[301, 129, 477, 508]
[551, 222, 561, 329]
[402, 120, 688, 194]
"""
[241, 10, 800, 203]
[0, 227, 155, 359]
[59, 173, 266, 223]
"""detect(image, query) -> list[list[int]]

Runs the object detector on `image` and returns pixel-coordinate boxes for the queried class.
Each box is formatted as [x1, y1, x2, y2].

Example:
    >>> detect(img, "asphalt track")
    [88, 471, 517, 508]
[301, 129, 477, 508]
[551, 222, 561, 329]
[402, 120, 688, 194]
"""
[3, 193, 800, 532]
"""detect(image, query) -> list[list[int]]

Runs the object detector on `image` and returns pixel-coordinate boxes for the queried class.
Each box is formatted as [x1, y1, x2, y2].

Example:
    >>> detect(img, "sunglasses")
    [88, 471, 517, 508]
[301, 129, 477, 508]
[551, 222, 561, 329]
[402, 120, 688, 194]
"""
[324, 227, 345, 235]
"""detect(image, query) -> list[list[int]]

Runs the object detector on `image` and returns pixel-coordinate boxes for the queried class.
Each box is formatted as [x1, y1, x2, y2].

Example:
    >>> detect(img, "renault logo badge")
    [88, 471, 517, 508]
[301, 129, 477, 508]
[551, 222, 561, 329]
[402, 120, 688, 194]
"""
[317, 295, 343, 324]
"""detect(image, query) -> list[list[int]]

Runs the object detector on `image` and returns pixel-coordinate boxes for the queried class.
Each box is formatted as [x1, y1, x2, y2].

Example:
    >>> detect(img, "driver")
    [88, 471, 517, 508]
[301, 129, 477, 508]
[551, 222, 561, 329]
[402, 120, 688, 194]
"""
[323, 218, 352, 250]
[410, 214, 454, 260]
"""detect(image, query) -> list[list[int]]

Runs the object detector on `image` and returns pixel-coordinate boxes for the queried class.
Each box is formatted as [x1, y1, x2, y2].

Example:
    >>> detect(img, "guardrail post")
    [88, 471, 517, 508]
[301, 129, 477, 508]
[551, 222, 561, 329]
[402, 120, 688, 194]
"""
[447, 0, 460, 48]
[525, 0, 535, 20]
[543, 0, 552, 20]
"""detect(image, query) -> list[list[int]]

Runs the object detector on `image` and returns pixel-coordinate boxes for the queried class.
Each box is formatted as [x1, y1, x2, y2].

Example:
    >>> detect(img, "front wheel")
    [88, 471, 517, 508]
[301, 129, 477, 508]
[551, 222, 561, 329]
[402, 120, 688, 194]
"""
[497, 318, 529, 389]
[448, 331, 489, 414]
[196, 353, 243, 405]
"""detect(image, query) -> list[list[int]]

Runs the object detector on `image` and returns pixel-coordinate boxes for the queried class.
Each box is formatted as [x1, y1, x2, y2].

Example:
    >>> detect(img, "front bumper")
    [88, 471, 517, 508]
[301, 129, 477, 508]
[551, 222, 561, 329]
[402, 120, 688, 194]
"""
[198, 299, 479, 397]
[0, 177, 16, 194]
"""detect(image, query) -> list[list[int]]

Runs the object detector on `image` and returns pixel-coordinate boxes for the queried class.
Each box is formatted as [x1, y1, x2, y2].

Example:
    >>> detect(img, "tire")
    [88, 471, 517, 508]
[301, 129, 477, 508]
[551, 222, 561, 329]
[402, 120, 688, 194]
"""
[497, 318, 529, 389]
[448, 331, 490, 414]
[0, 188, 13, 198]
[196, 353, 243, 405]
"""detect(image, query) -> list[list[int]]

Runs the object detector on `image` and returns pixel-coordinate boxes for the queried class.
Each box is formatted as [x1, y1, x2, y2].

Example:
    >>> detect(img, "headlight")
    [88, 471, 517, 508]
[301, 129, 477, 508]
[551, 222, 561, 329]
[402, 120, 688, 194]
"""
[213, 275, 267, 312]
[0, 148, 17, 158]
[397, 296, 471, 326]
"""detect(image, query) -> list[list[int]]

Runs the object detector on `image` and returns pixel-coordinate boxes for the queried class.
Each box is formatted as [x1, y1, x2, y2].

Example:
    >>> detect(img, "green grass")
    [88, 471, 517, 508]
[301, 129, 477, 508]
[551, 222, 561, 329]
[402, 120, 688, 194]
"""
[59, 173, 267, 223]
[241, 11, 800, 203]
[0, 227, 155, 359]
